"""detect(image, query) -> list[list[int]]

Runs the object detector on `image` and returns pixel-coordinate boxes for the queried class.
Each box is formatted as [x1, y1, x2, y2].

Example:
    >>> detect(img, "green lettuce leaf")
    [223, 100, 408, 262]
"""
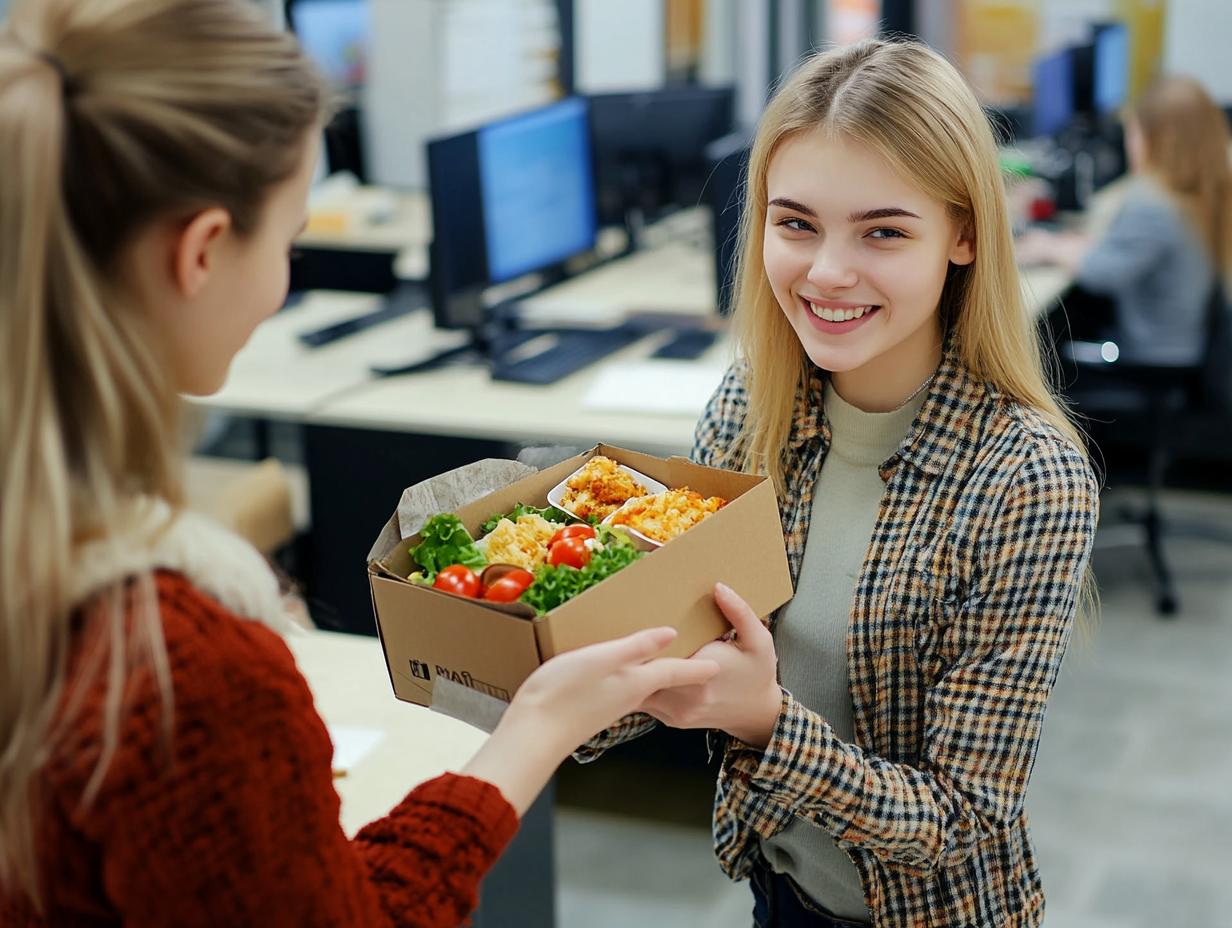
[519, 539, 643, 616]
[409, 514, 486, 582]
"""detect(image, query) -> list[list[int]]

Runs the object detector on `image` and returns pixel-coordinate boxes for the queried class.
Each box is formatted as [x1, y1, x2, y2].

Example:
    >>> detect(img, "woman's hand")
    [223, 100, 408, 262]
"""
[464, 627, 719, 814]
[510, 625, 721, 752]
[639, 583, 782, 749]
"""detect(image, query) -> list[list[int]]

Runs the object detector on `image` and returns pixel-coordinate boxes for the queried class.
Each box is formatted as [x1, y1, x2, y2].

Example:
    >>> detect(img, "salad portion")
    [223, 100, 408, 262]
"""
[407, 505, 643, 616]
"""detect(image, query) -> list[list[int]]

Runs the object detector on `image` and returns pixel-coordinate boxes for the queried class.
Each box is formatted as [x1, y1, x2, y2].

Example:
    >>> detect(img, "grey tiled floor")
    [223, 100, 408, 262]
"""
[555, 490, 1232, 927]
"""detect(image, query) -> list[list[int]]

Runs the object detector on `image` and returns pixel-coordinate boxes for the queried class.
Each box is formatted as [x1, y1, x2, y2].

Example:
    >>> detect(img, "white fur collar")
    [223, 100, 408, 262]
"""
[68, 498, 292, 635]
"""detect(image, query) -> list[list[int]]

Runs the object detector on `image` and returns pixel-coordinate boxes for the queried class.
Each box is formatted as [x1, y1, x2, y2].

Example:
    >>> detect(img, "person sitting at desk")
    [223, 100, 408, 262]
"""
[0, 2, 718, 926]
[1017, 76, 1231, 364]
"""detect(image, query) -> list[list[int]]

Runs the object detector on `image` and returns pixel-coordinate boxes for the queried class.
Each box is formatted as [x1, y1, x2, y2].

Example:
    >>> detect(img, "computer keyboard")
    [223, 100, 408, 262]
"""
[297, 285, 424, 348]
[650, 329, 718, 360]
[490, 325, 648, 385]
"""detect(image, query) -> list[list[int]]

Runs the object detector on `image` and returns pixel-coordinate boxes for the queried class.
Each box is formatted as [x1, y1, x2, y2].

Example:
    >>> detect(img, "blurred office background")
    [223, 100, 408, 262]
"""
[144, 0, 1232, 925]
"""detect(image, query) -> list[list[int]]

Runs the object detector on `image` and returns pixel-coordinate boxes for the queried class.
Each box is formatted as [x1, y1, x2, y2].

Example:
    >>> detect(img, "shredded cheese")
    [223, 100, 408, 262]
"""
[608, 488, 726, 543]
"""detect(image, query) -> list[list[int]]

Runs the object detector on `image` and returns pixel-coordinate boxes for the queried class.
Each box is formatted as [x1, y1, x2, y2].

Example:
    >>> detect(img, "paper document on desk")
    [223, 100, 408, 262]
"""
[581, 361, 728, 416]
[328, 725, 385, 774]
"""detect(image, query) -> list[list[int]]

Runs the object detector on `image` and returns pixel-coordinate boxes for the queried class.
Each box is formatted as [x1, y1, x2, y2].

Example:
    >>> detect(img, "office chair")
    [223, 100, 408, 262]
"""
[1060, 283, 1232, 616]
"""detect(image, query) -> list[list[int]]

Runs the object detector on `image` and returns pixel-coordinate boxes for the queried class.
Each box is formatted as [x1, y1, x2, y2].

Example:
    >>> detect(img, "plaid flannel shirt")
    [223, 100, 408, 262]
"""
[575, 347, 1098, 928]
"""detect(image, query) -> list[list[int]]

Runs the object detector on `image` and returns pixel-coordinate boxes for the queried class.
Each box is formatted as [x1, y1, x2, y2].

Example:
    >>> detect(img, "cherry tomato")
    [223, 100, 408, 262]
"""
[548, 536, 591, 569]
[433, 564, 481, 598]
[548, 523, 597, 548]
[483, 571, 535, 602]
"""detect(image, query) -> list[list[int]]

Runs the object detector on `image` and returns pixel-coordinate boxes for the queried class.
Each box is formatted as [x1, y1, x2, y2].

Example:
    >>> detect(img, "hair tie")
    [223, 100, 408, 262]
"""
[36, 50, 78, 97]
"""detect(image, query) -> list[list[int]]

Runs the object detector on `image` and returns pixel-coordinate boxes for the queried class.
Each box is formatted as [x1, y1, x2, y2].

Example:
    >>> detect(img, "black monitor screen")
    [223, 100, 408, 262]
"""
[289, 0, 369, 90]
[427, 98, 599, 329]
[589, 86, 735, 223]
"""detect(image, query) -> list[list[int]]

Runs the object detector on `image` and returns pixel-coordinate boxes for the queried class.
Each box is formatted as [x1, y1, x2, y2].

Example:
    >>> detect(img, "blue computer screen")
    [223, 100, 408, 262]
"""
[477, 98, 598, 284]
[291, 0, 369, 89]
[1033, 49, 1075, 137]
[1094, 25, 1130, 115]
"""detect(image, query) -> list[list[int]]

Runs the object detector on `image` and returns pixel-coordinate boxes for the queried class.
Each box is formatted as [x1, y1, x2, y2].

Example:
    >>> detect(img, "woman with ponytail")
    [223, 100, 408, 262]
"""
[0, 1, 717, 924]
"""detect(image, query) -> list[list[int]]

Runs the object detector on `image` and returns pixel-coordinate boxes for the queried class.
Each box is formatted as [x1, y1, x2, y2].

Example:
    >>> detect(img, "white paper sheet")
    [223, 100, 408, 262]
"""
[580, 361, 727, 416]
[328, 725, 386, 773]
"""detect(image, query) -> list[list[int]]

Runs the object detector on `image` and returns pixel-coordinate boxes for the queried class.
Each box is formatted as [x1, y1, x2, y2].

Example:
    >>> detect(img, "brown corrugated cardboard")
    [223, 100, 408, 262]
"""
[367, 444, 793, 715]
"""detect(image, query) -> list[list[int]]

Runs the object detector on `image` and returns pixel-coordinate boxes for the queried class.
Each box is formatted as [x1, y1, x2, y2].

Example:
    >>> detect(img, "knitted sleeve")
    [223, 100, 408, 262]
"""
[61, 573, 518, 928]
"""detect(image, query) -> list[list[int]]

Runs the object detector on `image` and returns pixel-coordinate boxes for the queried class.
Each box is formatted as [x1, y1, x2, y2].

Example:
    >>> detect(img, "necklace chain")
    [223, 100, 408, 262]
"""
[894, 373, 935, 410]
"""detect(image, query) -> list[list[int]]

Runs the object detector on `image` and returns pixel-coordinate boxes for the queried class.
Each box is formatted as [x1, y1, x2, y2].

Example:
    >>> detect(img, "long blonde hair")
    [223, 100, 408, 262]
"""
[1132, 75, 1232, 277]
[0, 0, 325, 908]
[727, 39, 1085, 493]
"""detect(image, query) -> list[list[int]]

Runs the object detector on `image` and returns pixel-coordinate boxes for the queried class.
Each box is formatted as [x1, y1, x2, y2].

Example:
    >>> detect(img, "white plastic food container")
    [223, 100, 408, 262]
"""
[546, 457, 667, 551]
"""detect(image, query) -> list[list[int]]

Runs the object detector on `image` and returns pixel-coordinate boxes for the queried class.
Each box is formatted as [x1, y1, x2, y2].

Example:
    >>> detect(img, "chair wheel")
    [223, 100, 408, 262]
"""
[1157, 593, 1179, 616]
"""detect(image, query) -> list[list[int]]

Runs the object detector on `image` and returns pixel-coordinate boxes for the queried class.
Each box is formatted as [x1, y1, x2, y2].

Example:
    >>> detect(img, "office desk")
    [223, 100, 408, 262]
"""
[190, 289, 465, 421]
[306, 330, 730, 454]
[287, 628, 555, 927]
[308, 254, 1067, 444]
[201, 219, 1075, 427]
[301, 186, 430, 281]
[517, 239, 717, 326]
[301, 188, 430, 253]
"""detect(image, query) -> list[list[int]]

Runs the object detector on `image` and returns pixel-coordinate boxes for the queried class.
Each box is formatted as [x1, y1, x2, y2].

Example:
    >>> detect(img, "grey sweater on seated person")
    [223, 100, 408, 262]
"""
[1076, 176, 1213, 365]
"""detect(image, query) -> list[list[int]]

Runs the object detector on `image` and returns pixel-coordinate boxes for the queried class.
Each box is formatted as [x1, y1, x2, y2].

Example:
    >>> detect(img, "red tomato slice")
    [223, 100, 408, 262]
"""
[484, 575, 533, 602]
[548, 523, 597, 548]
[433, 564, 481, 598]
[548, 536, 591, 569]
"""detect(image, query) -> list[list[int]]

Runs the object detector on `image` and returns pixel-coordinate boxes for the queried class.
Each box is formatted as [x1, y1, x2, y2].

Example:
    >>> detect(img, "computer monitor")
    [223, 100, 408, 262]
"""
[478, 100, 598, 285]
[1032, 48, 1075, 137]
[588, 86, 736, 226]
[427, 98, 599, 331]
[288, 0, 369, 90]
[1093, 23, 1130, 115]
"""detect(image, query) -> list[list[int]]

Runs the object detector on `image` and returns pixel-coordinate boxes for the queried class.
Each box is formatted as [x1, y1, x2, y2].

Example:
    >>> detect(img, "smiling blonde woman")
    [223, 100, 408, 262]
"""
[579, 39, 1099, 928]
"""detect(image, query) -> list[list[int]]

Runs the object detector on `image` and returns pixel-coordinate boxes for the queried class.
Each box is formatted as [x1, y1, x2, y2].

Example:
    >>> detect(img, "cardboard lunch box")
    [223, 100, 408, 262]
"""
[366, 444, 793, 714]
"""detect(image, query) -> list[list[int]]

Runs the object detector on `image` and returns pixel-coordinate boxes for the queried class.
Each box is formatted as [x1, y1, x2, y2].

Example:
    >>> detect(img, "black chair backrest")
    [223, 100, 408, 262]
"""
[1200, 281, 1232, 413]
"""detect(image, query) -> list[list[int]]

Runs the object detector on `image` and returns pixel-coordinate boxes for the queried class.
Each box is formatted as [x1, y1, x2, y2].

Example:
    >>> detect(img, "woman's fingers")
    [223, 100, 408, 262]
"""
[634, 657, 720, 694]
[713, 583, 770, 650]
[572, 626, 678, 673]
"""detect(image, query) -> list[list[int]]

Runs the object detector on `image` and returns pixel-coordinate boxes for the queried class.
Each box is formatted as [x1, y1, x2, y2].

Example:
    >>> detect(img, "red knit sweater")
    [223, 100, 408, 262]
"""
[0, 571, 519, 927]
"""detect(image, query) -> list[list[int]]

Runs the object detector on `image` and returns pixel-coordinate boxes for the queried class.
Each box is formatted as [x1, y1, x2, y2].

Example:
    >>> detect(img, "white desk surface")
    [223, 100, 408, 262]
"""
[190, 290, 465, 420]
[306, 328, 734, 454]
[302, 258, 1068, 450]
[300, 188, 430, 251]
[196, 227, 1088, 443]
[517, 240, 716, 326]
[285, 628, 487, 838]
[299, 187, 430, 280]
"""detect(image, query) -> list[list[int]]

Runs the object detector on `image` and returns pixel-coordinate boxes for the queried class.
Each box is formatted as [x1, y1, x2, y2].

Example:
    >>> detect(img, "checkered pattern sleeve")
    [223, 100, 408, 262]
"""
[571, 712, 660, 763]
[719, 437, 1097, 875]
